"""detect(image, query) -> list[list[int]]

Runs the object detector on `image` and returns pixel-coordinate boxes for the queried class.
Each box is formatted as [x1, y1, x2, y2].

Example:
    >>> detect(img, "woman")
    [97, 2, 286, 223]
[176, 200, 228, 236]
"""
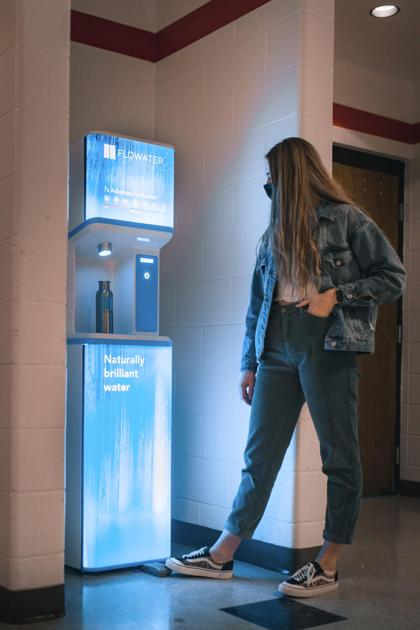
[165, 137, 406, 597]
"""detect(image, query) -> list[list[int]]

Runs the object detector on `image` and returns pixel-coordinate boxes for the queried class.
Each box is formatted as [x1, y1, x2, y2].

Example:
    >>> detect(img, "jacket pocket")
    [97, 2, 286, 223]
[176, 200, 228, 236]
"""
[322, 247, 360, 284]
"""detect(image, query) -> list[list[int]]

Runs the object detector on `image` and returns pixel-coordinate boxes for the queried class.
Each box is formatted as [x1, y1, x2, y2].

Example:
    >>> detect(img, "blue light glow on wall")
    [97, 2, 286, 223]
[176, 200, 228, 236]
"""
[85, 133, 174, 229]
[82, 342, 172, 570]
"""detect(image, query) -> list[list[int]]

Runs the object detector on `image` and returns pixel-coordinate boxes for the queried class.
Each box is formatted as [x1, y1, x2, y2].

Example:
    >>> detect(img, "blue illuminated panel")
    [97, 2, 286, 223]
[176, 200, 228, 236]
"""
[136, 254, 158, 332]
[85, 133, 174, 229]
[82, 342, 171, 571]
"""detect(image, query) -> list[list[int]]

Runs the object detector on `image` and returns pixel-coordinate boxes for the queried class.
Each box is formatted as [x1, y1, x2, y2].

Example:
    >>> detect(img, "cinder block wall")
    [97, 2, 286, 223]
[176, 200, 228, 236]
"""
[156, 0, 335, 549]
[69, 41, 156, 143]
[0, 0, 70, 593]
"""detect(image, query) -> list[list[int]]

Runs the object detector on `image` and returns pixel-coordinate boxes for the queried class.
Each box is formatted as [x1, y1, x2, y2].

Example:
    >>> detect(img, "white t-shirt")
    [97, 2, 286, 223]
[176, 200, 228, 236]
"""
[274, 275, 319, 303]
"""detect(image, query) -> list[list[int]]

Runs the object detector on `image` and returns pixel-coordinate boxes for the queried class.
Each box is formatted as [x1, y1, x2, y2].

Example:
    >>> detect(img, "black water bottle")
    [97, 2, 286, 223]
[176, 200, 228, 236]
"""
[96, 280, 113, 333]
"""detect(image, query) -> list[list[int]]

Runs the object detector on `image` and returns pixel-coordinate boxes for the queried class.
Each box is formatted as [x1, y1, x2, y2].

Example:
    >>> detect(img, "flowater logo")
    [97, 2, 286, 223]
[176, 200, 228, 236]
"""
[103, 143, 116, 160]
[117, 149, 164, 165]
[103, 142, 164, 165]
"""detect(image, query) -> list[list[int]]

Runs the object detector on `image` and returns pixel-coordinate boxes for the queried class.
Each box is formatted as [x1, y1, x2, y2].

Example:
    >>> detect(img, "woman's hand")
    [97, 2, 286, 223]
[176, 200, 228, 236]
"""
[294, 287, 338, 317]
[239, 370, 256, 406]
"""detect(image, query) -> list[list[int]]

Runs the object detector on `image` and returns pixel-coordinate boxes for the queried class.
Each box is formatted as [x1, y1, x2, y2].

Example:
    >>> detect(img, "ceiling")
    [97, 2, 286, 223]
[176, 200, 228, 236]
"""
[334, 0, 420, 84]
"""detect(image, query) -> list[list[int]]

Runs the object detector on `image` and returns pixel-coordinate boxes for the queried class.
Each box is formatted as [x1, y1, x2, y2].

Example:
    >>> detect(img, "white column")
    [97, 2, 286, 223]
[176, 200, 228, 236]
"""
[0, 0, 70, 610]
[156, 0, 335, 552]
[294, 2, 335, 548]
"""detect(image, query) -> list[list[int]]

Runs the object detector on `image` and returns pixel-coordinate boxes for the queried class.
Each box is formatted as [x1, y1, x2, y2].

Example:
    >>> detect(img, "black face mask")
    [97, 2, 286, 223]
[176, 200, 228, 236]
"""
[263, 182, 273, 199]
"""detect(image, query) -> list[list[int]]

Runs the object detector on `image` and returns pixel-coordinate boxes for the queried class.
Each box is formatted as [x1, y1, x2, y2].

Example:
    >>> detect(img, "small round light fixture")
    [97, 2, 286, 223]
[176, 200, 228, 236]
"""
[98, 241, 112, 257]
[370, 4, 400, 18]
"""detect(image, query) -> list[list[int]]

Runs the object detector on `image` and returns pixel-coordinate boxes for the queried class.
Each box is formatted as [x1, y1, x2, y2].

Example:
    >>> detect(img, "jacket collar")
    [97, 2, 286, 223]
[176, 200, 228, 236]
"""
[316, 200, 335, 222]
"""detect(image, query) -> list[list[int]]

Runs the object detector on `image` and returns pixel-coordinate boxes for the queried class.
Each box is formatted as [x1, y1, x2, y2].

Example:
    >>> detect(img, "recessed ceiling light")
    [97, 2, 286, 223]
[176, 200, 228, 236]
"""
[98, 241, 112, 256]
[370, 4, 400, 18]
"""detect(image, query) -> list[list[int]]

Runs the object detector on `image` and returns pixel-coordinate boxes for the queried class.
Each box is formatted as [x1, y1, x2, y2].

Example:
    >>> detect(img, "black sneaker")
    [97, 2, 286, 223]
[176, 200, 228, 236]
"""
[278, 560, 339, 597]
[165, 545, 234, 579]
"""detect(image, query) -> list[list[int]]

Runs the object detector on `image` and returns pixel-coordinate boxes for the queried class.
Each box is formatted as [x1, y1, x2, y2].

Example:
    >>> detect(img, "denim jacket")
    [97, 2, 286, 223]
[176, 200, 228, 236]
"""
[240, 200, 407, 373]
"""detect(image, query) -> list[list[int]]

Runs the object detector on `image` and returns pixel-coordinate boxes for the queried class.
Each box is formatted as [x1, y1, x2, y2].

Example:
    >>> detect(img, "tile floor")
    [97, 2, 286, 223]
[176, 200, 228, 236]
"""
[3, 495, 419, 629]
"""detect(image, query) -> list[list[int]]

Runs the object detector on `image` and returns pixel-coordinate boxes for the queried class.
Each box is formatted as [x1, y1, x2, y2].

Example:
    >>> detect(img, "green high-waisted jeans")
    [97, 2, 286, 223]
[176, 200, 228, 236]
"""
[225, 300, 363, 544]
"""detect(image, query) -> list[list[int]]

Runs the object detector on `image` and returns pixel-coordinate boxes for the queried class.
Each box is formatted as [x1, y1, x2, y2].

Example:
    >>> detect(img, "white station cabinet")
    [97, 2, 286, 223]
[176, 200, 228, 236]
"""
[65, 131, 174, 572]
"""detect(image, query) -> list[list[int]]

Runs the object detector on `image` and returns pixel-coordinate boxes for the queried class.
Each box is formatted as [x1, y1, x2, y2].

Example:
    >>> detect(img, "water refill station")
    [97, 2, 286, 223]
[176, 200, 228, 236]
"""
[65, 131, 174, 572]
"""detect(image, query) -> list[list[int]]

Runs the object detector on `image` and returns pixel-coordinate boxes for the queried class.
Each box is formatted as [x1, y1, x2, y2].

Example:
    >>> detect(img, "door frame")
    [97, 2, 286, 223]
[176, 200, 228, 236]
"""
[332, 143, 405, 494]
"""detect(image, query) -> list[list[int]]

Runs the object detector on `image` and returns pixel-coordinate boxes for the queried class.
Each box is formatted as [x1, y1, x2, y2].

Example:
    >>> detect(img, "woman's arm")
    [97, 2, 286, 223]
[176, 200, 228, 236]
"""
[240, 259, 265, 373]
[335, 215, 407, 307]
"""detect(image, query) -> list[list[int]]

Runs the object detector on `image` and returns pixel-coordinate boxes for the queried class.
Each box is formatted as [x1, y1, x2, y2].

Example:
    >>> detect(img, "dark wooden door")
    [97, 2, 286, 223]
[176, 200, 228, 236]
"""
[332, 162, 400, 495]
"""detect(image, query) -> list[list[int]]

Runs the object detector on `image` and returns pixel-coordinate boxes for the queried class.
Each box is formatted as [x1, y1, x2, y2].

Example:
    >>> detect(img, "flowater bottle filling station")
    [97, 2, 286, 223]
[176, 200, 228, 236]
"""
[65, 131, 174, 572]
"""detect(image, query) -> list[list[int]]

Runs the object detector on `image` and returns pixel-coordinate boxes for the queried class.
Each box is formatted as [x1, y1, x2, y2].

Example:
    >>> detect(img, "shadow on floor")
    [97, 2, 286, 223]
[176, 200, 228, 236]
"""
[2, 495, 419, 629]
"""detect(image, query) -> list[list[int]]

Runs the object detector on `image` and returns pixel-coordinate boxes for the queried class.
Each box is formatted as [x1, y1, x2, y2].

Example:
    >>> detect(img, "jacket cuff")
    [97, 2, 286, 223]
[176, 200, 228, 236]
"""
[335, 281, 375, 305]
[240, 360, 258, 373]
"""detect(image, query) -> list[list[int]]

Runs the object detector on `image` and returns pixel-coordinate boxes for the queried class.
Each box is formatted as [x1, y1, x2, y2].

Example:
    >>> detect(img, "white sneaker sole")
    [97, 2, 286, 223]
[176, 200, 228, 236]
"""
[279, 580, 339, 597]
[165, 557, 233, 579]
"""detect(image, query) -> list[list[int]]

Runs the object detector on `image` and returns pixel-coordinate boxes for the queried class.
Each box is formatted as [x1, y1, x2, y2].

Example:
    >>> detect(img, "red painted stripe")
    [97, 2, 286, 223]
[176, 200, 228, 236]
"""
[70, 1, 271, 62]
[71, 10, 156, 61]
[333, 103, 416, 145]
[155, 0, 271, 61]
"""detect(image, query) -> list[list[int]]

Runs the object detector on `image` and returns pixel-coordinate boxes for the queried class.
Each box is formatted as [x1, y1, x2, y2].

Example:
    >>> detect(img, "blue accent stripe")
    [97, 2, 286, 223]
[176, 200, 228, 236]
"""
[68, 337, 172, 346]
[68, 217, 174, 239]
[81, 344, 85, 572]
[79, 556, 167, 573]
[83, 136, 87, 223]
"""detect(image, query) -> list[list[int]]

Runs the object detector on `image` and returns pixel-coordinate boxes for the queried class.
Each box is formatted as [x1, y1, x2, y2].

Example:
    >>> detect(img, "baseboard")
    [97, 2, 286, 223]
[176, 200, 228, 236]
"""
[171, 519, 321, 574]
[398, 479, 420, 497]
[0, 583, 65, 625]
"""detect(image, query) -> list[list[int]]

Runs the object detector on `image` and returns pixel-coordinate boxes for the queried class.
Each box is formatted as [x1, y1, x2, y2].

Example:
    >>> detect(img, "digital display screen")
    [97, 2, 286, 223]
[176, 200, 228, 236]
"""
[85, 133, 174, 229]
[82, 342, 172, 570]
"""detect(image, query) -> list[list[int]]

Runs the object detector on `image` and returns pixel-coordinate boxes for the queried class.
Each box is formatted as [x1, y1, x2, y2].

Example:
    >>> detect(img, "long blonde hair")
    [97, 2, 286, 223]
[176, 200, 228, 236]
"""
[259, 137, 370, 296]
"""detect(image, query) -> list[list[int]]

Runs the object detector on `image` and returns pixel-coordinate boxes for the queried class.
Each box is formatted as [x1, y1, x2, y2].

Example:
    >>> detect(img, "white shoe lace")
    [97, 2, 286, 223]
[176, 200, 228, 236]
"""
[182, 546, 208, 559]
[292, 562, 317, 585]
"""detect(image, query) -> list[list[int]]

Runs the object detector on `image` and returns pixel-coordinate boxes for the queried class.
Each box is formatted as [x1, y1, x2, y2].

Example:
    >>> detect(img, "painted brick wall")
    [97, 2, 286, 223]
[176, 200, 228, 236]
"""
[156, 0, 335, 548]
[0, 0, 70, 591]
